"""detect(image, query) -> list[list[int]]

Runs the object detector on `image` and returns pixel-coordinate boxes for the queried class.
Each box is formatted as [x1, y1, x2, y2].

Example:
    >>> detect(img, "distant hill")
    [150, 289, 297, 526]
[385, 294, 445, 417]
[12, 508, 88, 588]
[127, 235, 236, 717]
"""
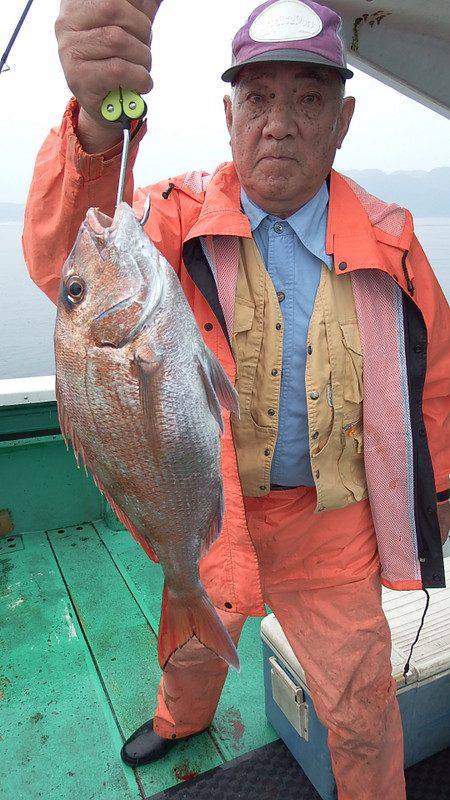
[1, 168, 450, 219]
[343, 167, 450, 217]
[0, 203, 25, 222]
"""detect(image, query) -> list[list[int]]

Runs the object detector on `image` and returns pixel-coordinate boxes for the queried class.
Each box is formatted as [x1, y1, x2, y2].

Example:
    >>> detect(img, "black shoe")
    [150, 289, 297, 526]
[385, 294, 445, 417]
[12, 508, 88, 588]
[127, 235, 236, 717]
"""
[120, 718, 187, 767]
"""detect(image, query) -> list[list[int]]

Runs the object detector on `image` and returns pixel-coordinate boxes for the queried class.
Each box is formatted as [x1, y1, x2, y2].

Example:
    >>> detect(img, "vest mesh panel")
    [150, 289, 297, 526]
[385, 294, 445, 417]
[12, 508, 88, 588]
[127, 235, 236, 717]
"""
[351, 269, 420, 585]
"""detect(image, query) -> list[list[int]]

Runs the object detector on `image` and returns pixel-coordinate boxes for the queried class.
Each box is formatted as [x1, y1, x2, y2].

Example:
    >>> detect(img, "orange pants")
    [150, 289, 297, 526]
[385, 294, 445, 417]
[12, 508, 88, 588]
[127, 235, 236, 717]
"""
[153, 486, 406, 800]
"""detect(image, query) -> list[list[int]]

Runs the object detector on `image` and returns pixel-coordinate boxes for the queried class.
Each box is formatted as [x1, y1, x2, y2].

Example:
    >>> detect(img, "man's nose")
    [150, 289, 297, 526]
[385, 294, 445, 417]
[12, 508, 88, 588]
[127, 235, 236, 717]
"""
[263, 104, 298, 139]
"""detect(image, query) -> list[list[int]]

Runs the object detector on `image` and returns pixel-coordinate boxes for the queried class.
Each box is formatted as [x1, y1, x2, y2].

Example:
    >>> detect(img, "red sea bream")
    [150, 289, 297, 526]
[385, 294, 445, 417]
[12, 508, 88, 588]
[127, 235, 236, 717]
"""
[54, 201, 240, 670]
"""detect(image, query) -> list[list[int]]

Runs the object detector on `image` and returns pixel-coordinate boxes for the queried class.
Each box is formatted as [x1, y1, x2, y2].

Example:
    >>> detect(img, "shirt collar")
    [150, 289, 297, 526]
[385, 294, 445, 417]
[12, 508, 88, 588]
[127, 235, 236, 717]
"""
[241, 182, 332, 269]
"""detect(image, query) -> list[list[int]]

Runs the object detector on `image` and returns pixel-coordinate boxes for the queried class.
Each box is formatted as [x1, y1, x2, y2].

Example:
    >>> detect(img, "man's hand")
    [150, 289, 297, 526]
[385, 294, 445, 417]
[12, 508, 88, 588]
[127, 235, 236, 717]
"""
[437, 500, 450, 546]
[55, 0, 162, 152]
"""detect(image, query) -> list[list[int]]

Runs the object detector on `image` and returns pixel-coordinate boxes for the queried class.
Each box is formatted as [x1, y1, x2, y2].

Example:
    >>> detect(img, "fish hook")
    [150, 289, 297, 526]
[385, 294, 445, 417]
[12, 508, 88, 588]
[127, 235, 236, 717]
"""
[139, 194, 151, 227]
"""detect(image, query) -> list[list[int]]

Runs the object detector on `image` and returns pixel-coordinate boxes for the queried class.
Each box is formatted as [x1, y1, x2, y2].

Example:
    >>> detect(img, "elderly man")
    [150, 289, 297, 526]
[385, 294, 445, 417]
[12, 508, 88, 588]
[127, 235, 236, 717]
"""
[23, 1, 449, 798]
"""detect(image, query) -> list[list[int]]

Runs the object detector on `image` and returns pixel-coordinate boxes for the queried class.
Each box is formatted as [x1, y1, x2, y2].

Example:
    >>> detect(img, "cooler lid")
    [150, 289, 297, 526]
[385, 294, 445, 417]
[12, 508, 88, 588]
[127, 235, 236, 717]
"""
[261, 557, 450, 689]
[381, 556, 450, 683]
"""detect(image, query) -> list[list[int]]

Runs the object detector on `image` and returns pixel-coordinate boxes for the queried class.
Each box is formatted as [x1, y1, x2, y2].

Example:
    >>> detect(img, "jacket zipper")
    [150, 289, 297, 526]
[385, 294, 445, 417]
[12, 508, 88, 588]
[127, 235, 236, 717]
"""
[402, 250, 414, 296]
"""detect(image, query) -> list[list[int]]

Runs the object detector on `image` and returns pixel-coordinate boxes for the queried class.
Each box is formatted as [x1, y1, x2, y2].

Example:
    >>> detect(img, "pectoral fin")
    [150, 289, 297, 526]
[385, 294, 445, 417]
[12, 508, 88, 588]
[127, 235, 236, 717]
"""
[197, 348, 240, 433]
[135, 347, 163, 421]
[197, 354, 224, 433]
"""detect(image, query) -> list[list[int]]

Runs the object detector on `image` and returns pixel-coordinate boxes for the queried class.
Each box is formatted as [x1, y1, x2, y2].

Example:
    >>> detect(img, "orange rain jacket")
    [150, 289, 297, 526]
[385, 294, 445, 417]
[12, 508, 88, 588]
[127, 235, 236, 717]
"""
[23, 100, 450, 615]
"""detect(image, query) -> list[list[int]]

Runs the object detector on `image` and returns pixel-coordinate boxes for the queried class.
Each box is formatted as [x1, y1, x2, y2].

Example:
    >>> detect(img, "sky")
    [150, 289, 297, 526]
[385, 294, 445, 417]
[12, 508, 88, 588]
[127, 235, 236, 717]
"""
[1, 0, 450, 204]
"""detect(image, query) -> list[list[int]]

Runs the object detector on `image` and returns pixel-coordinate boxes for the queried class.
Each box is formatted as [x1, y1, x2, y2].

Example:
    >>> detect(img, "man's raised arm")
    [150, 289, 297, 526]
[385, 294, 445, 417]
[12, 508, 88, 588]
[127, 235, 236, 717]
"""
[22, 0, 161, 304]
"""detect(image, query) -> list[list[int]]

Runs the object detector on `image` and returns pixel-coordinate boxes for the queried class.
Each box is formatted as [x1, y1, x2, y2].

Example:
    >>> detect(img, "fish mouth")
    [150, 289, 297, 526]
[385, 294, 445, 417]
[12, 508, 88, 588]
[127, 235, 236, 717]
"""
[85, 208, 113, 235]
[82, 204, 136, 269]
[85, 202, 147, 239]
[84, 206, 125, 249]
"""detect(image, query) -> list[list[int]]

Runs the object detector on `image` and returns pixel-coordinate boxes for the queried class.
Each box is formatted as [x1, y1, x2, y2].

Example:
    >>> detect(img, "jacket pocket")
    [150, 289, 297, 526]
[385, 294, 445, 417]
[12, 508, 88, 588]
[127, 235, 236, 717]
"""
[339, 321, 364, 406]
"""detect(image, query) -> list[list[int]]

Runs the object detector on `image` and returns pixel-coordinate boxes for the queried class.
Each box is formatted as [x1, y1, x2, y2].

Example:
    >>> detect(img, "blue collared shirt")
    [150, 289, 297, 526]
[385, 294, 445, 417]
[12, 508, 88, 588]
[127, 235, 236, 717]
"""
[241, 183, 332, 487]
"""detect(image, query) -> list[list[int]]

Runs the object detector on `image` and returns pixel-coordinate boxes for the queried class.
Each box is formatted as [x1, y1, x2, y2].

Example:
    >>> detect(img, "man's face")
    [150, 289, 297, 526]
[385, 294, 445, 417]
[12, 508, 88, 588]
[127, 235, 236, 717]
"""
[224, 62, 355, 217]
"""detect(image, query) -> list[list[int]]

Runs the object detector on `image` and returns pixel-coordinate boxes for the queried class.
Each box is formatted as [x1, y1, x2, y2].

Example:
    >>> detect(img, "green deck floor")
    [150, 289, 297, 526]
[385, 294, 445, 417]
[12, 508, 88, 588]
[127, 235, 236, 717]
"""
[0, 522, 277, 800]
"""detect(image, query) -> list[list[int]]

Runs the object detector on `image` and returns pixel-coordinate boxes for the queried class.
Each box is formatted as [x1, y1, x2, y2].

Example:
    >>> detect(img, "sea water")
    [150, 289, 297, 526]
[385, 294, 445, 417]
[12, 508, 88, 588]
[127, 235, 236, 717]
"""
[0, 218, 449, 380]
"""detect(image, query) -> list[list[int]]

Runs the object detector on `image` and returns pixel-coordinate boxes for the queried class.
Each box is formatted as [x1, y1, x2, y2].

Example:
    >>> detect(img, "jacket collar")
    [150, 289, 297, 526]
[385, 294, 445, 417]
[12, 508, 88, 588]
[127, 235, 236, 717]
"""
[177, 163, 252, 243]
[175, 163, 415, 284]
[326, 170, 414, 274]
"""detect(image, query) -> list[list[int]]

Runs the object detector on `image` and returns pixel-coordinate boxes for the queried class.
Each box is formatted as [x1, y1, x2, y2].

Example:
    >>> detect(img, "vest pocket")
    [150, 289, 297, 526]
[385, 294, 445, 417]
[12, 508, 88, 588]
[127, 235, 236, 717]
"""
[339, 321, 363, 405]
[337, 418, 367, 502]
[234, 297, 255, 333]
[233, 297, 259, 389]
[233, 298, 255, 361]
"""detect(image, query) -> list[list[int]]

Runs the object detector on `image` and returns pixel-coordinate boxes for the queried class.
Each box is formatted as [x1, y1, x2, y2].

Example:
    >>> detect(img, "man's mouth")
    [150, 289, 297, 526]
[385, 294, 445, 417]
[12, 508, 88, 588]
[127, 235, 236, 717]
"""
[258, 155, 298, 163]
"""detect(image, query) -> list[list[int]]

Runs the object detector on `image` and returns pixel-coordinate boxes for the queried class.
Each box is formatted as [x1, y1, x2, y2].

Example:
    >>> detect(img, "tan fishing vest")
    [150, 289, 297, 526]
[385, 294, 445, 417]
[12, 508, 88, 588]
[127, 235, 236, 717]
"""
[230, 237, 368, 513]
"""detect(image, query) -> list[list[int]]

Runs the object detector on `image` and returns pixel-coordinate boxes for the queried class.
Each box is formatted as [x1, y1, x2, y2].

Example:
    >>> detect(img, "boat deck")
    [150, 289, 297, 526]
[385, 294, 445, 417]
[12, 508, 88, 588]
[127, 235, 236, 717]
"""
[0, 519, 276, 800]
[2, 524, 449, 800]
[1, 390, 449, 800]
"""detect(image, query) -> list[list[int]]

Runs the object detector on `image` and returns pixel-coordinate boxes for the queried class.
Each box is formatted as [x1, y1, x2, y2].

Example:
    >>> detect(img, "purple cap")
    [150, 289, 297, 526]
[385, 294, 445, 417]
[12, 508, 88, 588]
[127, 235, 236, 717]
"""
[221, 0, 353, 83]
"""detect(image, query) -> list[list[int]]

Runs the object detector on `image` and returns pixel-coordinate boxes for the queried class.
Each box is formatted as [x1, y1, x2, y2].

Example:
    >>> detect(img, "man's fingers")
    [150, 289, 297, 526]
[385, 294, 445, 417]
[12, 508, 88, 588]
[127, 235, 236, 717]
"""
[125, 0, 163, 22]
[63, 0, 152, 46]
[77, 57, 153, 96]
[71, 26, 151, 70]
[55, 0, 161, 124]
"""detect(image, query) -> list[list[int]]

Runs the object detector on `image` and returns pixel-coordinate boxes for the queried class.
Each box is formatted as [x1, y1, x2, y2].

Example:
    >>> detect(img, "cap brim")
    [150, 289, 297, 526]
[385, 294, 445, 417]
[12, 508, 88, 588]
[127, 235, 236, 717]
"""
[221, 48, 353, 83]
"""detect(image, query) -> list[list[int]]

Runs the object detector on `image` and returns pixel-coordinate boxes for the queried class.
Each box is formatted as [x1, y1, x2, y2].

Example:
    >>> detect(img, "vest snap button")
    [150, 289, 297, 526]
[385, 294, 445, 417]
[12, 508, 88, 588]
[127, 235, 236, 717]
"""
[277, 291, 285, 302]
[204, 322, 213, 331]
[268, 408, 275, 416]
[315, 470, 320, 478]
[312, 431, 319, 439]
[276, 322, 282, 331]
[264, 448, 271, 456]
[271, 369, 278, 377]
[307, 345, 312, 355]
[338, 261, 347, 271]
[309, 391, 319, 400]
[224, 602, 233, 609]
[259, 485, 267, 491]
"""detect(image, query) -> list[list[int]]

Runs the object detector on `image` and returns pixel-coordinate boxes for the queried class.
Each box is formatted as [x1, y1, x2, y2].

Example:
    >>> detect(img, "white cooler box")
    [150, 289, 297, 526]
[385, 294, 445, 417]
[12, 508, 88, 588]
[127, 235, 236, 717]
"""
[261, 558, 450, 800]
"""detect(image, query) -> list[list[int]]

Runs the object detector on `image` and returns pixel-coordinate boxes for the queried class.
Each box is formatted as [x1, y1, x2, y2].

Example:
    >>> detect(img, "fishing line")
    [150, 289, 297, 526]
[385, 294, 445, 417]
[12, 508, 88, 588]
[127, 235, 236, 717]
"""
[0, 0, 35, 75]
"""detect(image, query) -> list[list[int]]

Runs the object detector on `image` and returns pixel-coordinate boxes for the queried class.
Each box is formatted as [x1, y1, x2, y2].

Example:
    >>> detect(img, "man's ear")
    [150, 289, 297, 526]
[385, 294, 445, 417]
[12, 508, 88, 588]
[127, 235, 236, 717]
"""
[224, 95, 233, 137]
[337, 96, 355, 150]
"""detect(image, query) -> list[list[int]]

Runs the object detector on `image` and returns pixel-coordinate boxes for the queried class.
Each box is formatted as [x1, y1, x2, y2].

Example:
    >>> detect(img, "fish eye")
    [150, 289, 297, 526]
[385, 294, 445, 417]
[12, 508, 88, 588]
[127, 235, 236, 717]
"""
[65, 276, 85, 304]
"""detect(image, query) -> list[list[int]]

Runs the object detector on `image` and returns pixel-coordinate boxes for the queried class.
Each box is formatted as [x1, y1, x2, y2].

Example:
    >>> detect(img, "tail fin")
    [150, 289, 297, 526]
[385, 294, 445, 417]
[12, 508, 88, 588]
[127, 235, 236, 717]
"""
[158, 584, 240, 671]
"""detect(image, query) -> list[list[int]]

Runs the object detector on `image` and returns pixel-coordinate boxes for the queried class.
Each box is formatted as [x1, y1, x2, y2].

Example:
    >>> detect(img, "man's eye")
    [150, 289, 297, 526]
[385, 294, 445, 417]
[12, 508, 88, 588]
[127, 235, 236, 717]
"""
[248, 93, 264, 104]
[302, 94, 320, 106]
